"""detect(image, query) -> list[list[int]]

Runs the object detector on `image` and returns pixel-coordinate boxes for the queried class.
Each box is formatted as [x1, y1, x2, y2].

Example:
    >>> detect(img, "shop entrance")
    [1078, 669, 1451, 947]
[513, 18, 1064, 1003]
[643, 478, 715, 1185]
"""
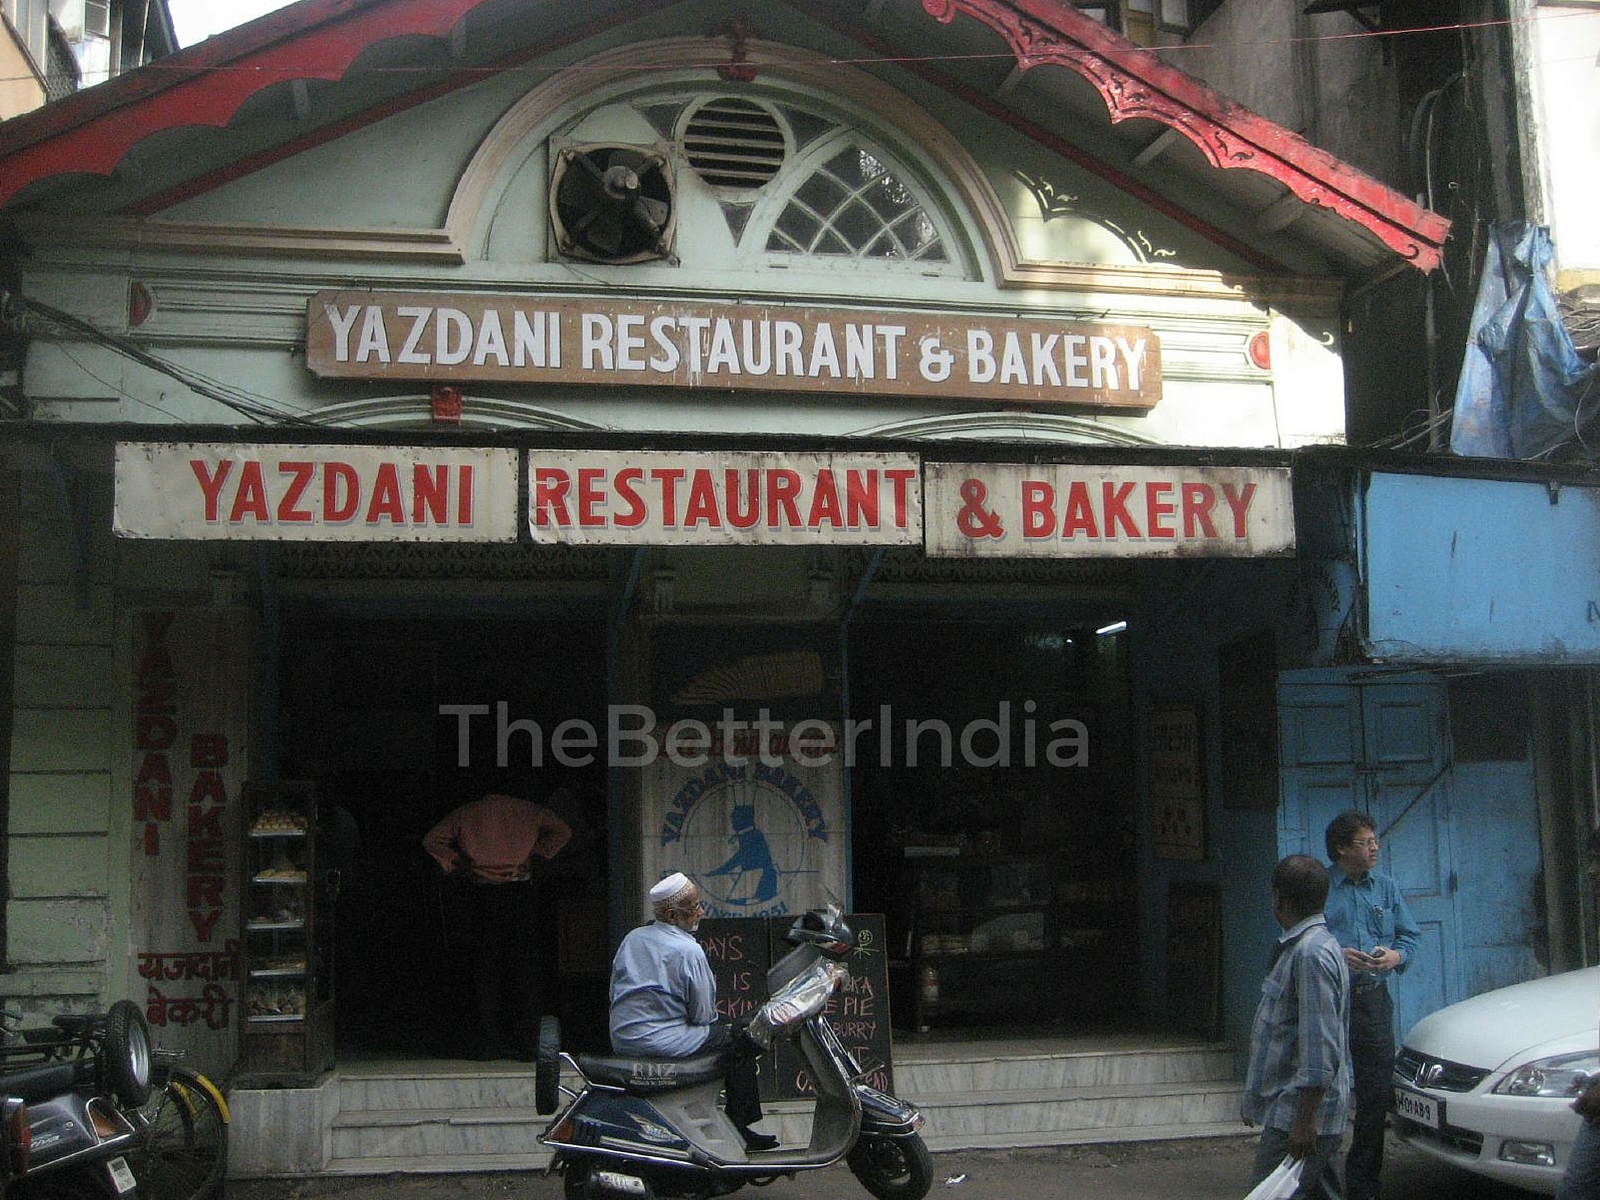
[848, 617, 1136, 1034]
[276, 612, 610, 1059]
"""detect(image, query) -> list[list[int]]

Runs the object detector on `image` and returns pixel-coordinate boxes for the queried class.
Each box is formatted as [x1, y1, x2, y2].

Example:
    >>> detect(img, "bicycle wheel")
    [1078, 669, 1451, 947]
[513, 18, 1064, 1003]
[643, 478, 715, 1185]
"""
[129, 1065, 229, 1200]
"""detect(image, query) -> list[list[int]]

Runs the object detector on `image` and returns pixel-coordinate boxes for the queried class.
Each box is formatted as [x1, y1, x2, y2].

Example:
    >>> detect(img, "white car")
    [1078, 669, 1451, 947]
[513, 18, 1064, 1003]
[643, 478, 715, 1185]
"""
[1392, 966, 1600, 1195]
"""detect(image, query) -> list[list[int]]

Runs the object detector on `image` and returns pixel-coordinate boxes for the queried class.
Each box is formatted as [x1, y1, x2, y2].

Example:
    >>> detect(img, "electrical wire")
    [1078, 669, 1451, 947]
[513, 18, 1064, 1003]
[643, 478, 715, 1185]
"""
[16, 295, 316, 426]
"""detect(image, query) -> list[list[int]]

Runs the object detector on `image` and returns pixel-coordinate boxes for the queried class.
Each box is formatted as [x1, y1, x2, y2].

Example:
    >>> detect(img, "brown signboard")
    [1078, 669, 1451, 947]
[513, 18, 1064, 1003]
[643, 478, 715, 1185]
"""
[305, 291, 1161, 410]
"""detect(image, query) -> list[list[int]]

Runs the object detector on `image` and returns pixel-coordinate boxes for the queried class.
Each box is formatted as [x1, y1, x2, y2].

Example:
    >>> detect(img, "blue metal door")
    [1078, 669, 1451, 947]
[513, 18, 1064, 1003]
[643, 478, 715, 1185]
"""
[1278, 675, 1460, 1038]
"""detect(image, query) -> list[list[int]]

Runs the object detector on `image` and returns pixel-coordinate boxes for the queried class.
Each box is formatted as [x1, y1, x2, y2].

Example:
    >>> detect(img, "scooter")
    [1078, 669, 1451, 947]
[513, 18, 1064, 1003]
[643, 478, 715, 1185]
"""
[0, 1001, 152, 1200]
[536, 906, 933, 1200]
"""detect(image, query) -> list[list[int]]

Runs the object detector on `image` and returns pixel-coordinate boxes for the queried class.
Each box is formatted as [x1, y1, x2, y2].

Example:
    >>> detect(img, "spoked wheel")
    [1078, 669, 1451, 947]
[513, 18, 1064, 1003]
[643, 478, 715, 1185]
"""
[846, 1132, 934, 1200]
[128, 1065, 228, 1200]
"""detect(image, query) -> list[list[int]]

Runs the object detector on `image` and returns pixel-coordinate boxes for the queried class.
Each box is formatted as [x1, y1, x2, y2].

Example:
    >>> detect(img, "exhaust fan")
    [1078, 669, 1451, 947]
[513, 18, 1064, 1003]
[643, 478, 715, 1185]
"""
[550, 144, 676, 264]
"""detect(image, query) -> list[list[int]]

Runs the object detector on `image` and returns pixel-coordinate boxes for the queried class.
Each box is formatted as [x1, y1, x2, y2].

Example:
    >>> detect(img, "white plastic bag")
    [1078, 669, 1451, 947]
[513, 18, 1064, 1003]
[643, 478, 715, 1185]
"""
[1242, 1155, 1304, 1200]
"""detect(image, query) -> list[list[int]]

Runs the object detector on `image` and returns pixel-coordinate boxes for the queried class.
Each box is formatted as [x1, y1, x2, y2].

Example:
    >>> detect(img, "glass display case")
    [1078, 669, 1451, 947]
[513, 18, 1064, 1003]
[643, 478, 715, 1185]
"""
[237, 781, 335, 1085]
[906, 851, 1131, 1031]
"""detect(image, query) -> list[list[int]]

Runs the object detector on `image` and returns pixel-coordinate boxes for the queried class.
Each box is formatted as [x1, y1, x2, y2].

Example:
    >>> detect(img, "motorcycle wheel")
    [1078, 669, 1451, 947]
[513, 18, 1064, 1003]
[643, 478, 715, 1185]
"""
[845, 1132, 934, 1200]
[536, 1015, 562, 1116]
[103, 1000, 153, 1108]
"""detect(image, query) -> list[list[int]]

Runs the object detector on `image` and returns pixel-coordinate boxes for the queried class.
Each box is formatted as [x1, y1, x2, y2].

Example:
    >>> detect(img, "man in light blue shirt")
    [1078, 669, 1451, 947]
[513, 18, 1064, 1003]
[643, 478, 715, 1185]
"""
[1244, 853, 1352, 1199]
[1322, 810, 1421, 1200]
[609, 872, 774, 1150]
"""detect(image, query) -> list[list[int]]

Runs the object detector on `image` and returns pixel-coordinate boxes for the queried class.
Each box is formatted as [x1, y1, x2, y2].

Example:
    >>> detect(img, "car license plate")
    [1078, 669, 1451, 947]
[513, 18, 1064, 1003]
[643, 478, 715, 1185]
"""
[1393, 1086, 1442, 1130]
[106, 1156, 138, 1195]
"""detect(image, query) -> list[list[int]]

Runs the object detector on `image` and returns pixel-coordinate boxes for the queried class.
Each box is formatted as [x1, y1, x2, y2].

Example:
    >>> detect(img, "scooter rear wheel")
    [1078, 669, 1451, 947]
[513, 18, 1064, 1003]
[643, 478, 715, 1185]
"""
[846, 1132, 934, 1200]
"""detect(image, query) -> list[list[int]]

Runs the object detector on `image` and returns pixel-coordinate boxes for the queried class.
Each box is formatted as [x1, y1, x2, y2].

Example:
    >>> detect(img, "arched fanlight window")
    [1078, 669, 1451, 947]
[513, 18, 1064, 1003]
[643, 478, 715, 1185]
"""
[766, 145, 949, 264]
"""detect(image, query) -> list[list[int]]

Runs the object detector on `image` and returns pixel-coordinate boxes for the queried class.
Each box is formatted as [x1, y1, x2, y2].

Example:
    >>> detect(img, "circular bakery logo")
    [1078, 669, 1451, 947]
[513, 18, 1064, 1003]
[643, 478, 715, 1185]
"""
[659, 761, 829, 919]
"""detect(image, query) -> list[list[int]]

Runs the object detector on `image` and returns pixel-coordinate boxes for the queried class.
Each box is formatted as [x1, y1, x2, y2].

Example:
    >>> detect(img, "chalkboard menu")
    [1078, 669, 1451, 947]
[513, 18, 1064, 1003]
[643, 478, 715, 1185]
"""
[695, 913, 893, 1100]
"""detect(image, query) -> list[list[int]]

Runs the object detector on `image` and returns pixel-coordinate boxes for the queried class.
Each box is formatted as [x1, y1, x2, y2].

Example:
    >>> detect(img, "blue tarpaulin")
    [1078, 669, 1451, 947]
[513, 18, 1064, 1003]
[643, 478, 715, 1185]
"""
[1450, 221, 1600, 459]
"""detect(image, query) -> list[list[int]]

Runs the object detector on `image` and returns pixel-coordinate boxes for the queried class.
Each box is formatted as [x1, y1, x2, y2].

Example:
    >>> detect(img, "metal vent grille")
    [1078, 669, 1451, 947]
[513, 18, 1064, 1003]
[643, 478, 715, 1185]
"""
[683, 98, 786, 189]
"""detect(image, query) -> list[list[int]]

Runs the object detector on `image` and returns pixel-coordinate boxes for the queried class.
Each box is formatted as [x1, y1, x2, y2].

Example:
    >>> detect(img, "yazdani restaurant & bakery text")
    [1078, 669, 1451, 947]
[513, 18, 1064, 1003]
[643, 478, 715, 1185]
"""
[924, 462, 1295, 558]
[527, 451, 923, 546]
[112, 443, 520, 541]
[305, 292, 1162, 409]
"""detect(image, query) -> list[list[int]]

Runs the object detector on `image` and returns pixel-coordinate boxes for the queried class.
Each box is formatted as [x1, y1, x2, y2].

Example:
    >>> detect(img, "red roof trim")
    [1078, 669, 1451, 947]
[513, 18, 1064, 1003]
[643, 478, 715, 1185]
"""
[0, 0, 486, 211]
[922, 0, 1448, 270]
[792, 0, 1281, 273]
[120, 0, 674, 217]
[0, 0, 1448, 273]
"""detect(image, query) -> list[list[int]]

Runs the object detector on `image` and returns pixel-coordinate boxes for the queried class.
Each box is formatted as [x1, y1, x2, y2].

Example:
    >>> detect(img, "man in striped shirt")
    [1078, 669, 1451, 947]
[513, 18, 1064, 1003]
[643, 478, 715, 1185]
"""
[1243, 854, 1353, 1199]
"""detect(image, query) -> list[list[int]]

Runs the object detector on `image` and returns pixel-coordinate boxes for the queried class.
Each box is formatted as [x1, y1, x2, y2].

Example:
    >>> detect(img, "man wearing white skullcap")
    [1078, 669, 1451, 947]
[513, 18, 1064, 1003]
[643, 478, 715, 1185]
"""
[608, 873, 775, 1151]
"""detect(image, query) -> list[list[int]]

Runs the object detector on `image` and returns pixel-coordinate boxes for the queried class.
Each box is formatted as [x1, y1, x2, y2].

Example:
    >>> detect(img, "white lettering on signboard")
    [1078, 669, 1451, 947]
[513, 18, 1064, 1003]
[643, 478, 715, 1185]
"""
[526, 451, 923, 546]
[923, 462, 1294, 558]
[306, 293, 1162, 410]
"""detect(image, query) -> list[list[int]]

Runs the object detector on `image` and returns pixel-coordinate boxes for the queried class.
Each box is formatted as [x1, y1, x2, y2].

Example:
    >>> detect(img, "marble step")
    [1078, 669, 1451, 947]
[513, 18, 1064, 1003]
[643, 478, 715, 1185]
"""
[330, 1105, 548, 1161]
[321, 1038, 1245, 1174]
[333, 1045, 1236, 1112]
[914, 1080, 1244, 1143]
[894, 1045, 1236, 1093]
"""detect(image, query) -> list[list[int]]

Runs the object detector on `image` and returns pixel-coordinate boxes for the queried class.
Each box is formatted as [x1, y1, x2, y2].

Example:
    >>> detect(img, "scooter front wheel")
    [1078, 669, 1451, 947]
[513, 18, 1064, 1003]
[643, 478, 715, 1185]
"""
[846, 1132, 934, 1200]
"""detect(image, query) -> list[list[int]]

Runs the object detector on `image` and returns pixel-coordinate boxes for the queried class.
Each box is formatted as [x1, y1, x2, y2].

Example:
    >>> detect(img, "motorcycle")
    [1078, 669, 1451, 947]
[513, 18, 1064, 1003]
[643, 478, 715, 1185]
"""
[0, 1000, 153, 1200]
[537, 906, 933, 1200]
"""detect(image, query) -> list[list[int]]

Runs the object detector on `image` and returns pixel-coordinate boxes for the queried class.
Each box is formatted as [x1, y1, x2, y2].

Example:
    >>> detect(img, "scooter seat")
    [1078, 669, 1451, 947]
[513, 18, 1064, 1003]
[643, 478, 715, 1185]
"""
[575, 1052, 725, 1094]
[0, 1061, 80, 1103]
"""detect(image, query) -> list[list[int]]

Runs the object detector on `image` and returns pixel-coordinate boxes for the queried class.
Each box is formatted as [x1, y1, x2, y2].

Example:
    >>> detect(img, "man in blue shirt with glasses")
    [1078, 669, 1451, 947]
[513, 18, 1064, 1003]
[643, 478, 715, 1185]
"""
[1322, 810, 1421, 1200]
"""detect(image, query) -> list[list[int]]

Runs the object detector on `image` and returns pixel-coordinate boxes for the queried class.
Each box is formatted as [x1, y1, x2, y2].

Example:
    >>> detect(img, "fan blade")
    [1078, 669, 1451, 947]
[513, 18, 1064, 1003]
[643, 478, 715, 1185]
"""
[587, 214, 627, 256]
[557, 158, 610, 214]
[604, 148, 652, 175]
[633, 195, 670, 234]
[574, 149, 610, 183]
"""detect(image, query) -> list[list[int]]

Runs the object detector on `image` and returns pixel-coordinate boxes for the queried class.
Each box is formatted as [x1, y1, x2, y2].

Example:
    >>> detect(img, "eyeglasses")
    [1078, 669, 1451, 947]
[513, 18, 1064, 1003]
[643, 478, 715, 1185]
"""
[1351, 837, 1379, 849]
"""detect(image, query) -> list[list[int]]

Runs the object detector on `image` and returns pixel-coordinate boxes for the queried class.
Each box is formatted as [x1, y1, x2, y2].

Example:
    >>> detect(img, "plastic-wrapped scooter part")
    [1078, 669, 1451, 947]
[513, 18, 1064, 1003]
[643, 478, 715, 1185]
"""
[746, 960, 847, 1048]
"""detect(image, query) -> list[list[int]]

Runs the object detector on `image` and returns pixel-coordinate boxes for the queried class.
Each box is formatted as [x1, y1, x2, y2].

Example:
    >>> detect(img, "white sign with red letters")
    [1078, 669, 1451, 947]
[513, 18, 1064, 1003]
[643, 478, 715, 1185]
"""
[114, 443, 519, 541]
[527, 450, 923, 546]
[923, 461, 1294, 557]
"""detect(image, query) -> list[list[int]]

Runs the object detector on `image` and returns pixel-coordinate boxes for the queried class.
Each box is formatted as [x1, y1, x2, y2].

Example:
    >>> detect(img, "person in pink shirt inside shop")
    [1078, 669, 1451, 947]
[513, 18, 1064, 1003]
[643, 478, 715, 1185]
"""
[424, 792, 573, 1060]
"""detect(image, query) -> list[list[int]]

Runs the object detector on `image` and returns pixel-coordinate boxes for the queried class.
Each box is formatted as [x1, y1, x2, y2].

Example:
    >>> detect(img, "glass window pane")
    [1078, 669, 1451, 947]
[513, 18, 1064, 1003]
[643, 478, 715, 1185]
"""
[834, 199, 884, 251]
[794, 172, 848, 214]
[771, 205, 821, 252]
[815, 230, 852, 256]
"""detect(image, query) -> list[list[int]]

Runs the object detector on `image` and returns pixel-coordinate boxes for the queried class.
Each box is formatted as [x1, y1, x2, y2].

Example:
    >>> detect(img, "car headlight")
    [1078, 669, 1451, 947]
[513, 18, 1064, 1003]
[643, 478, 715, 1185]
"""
[1494, 1051, 1599, 1098]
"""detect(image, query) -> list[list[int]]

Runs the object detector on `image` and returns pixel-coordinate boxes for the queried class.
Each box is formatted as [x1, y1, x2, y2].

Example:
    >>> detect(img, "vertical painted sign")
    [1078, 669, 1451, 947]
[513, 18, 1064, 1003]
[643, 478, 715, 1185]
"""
[129, 608, 249, 1075]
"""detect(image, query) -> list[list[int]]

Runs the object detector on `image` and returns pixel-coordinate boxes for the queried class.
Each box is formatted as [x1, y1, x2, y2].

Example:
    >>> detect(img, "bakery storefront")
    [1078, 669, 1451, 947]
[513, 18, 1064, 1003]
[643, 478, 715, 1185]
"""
[106, 406, 1299, 1071]
[0, 0, 1452, 1172]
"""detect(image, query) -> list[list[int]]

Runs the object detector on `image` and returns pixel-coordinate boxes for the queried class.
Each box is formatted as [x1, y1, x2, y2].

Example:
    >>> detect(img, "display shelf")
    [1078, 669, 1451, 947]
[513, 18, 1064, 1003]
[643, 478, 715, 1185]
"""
[238, 781, 335, 1086]
[905, 851, 1123, 1031]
